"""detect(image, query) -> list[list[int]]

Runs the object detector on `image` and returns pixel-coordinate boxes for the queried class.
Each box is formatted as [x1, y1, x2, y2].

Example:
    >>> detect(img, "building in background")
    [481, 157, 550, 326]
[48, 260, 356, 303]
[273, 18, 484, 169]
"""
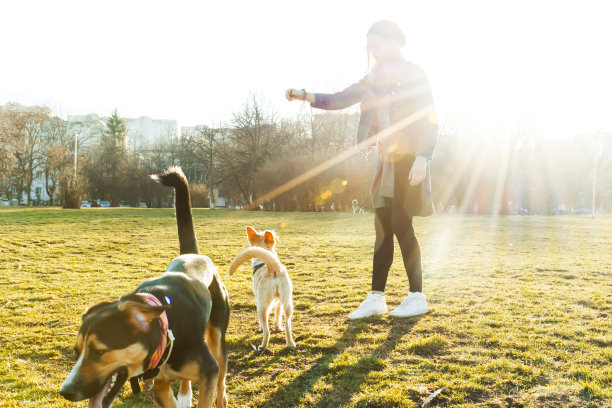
[67, 114, 179, 150]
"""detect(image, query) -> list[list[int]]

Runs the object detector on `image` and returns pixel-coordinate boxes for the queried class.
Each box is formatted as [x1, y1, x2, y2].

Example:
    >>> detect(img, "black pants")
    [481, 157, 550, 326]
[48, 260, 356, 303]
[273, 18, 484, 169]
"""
[371, 154, 423, 293]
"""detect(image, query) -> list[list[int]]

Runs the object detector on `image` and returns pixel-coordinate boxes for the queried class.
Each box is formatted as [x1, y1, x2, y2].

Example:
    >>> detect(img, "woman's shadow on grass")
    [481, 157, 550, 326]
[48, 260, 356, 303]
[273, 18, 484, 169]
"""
[257, 316, 422, 408]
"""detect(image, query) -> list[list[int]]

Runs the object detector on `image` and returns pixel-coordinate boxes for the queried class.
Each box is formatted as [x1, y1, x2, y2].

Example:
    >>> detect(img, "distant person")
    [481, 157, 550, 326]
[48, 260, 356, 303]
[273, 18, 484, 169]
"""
[286, 20, 438, 319]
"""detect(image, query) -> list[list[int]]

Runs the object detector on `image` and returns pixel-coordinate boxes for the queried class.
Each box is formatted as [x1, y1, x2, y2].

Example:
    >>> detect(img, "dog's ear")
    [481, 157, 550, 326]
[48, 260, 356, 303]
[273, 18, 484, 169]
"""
[82, 300, 114, 320]
[263, 230, 275, 247]
[246, 226, 258, 242]
[117, 300, 169, 333]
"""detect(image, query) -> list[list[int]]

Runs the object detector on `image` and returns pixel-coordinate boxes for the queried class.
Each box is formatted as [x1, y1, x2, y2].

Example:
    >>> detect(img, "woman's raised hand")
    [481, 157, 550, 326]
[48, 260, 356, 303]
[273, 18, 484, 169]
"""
[285, 88, 307, 101]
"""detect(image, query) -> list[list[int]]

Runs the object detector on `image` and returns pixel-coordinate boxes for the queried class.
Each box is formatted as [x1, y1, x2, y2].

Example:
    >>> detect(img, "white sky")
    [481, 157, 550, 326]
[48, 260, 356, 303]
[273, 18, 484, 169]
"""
[1, 0, 611, 138]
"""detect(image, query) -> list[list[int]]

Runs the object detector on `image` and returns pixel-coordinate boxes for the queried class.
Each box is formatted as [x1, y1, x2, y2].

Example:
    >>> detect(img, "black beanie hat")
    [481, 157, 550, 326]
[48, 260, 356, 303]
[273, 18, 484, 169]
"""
[367, 20, 405, 47]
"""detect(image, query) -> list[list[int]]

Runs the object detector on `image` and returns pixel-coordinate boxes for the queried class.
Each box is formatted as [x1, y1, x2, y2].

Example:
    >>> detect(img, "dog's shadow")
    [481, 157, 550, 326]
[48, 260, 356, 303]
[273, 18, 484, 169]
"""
[115, 316, 421, 407]
[252, 316, 422, 408]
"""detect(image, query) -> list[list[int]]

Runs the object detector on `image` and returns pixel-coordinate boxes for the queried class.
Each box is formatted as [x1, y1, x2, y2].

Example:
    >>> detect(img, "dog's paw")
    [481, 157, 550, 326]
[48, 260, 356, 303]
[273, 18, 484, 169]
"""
[177, 390, 193, 408]
[254, 345, 274, 355]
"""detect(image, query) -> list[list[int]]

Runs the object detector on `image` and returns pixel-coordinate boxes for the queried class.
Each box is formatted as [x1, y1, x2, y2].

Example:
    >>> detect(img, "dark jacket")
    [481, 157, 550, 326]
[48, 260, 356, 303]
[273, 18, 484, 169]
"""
[311, 60, 438, 216]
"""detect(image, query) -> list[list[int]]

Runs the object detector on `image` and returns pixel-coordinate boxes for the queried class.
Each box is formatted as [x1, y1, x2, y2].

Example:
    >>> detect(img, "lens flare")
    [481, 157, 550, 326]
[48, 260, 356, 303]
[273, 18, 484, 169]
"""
[241, 105, 434, 210]
[330, 178, 346, 194]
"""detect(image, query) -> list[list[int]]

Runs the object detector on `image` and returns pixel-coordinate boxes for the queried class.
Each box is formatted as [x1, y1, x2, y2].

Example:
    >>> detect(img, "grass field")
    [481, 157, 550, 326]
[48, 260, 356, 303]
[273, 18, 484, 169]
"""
[0, 207, 610, 408]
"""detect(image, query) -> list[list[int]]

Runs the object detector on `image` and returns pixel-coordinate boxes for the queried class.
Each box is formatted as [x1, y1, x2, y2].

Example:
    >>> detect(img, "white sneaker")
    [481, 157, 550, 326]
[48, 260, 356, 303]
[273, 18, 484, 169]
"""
[389, 292, 428, 317]
[348, 292, 388, 320]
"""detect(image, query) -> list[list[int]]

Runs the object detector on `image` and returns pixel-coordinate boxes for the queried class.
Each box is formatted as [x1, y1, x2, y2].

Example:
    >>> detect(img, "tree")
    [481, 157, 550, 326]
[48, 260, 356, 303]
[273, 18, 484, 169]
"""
[0, 104, 50, 204]
[596, 135, 612, 211]
[0, 105, 17, 196]
[223, 95, 283, 206]
[83, 109, 128, 206]
[42, 117, 73, 205]
[311, 111, 358, 154]
[180, 125, 228, 208]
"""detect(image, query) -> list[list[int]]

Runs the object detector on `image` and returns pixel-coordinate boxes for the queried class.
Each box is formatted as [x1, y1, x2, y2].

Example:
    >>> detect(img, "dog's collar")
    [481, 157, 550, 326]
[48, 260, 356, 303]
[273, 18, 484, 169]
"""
[252, 260, 265, 274]
[136, 293, 174, 372]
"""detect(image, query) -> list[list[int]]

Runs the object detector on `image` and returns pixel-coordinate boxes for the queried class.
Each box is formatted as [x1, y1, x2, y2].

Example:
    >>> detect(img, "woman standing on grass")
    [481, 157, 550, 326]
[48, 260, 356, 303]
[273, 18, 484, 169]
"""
[286, 20, 438, 319]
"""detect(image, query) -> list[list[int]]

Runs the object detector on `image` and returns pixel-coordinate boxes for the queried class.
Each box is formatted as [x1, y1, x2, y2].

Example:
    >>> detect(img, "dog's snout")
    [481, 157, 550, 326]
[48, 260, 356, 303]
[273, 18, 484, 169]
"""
[59, 382, 80, 402]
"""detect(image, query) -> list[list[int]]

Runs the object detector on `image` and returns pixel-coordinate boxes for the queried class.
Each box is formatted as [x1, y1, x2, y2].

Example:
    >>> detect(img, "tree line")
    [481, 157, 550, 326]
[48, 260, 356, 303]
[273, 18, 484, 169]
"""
[1, 100, 610, 214]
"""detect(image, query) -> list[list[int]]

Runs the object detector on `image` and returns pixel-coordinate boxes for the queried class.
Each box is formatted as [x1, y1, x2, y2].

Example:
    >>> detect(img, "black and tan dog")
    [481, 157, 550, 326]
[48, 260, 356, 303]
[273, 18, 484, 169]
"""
[60, 166, 230, 408]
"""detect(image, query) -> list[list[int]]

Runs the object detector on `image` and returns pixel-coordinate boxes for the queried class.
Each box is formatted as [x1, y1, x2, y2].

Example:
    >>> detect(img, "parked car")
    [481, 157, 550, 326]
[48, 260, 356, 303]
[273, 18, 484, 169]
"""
[99, 201, 111, 207]
[80, 200, 91, 208]
[119, 201, 131, 207]
[138, 202, 147, 208]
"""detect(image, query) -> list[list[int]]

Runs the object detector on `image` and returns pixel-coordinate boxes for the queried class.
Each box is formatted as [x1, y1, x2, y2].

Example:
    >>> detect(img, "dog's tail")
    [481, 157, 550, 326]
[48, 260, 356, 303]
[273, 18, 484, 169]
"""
[228, 247, 282, 276]
[151, 166, 199, 255]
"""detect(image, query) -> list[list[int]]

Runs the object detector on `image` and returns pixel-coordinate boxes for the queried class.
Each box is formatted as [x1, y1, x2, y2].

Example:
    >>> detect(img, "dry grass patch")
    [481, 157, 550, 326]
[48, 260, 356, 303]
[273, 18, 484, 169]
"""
[0, 208, 611, 407]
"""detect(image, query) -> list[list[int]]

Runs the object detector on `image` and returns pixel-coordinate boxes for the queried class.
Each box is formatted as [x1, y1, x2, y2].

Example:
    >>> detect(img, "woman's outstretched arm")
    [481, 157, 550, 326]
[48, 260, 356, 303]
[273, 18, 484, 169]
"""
[285, 76, 368, 111]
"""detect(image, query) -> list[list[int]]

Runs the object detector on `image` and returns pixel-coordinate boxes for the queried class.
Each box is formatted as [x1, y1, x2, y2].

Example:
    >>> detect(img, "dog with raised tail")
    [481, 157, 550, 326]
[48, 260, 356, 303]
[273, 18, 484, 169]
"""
[228, 227, 296, 351]
[60, 166, 230, 408]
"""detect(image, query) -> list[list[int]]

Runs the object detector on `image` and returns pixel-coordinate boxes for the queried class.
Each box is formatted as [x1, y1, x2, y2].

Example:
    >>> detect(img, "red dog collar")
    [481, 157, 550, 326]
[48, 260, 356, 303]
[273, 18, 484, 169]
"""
[137, 293, 171, 371]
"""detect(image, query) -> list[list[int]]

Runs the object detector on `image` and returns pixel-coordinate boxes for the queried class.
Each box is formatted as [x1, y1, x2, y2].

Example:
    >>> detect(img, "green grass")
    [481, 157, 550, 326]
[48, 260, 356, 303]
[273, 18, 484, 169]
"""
[0, 207, 611, 407]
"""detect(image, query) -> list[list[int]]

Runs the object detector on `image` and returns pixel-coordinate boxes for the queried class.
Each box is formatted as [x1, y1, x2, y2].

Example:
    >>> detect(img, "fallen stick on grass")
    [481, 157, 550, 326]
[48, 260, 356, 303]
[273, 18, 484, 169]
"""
[422, 387, 446, 407]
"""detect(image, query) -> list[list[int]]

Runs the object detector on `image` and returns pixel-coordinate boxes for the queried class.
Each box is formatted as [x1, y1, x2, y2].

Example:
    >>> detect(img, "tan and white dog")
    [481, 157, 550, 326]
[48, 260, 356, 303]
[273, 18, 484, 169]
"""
[228, 227, 296, 351]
